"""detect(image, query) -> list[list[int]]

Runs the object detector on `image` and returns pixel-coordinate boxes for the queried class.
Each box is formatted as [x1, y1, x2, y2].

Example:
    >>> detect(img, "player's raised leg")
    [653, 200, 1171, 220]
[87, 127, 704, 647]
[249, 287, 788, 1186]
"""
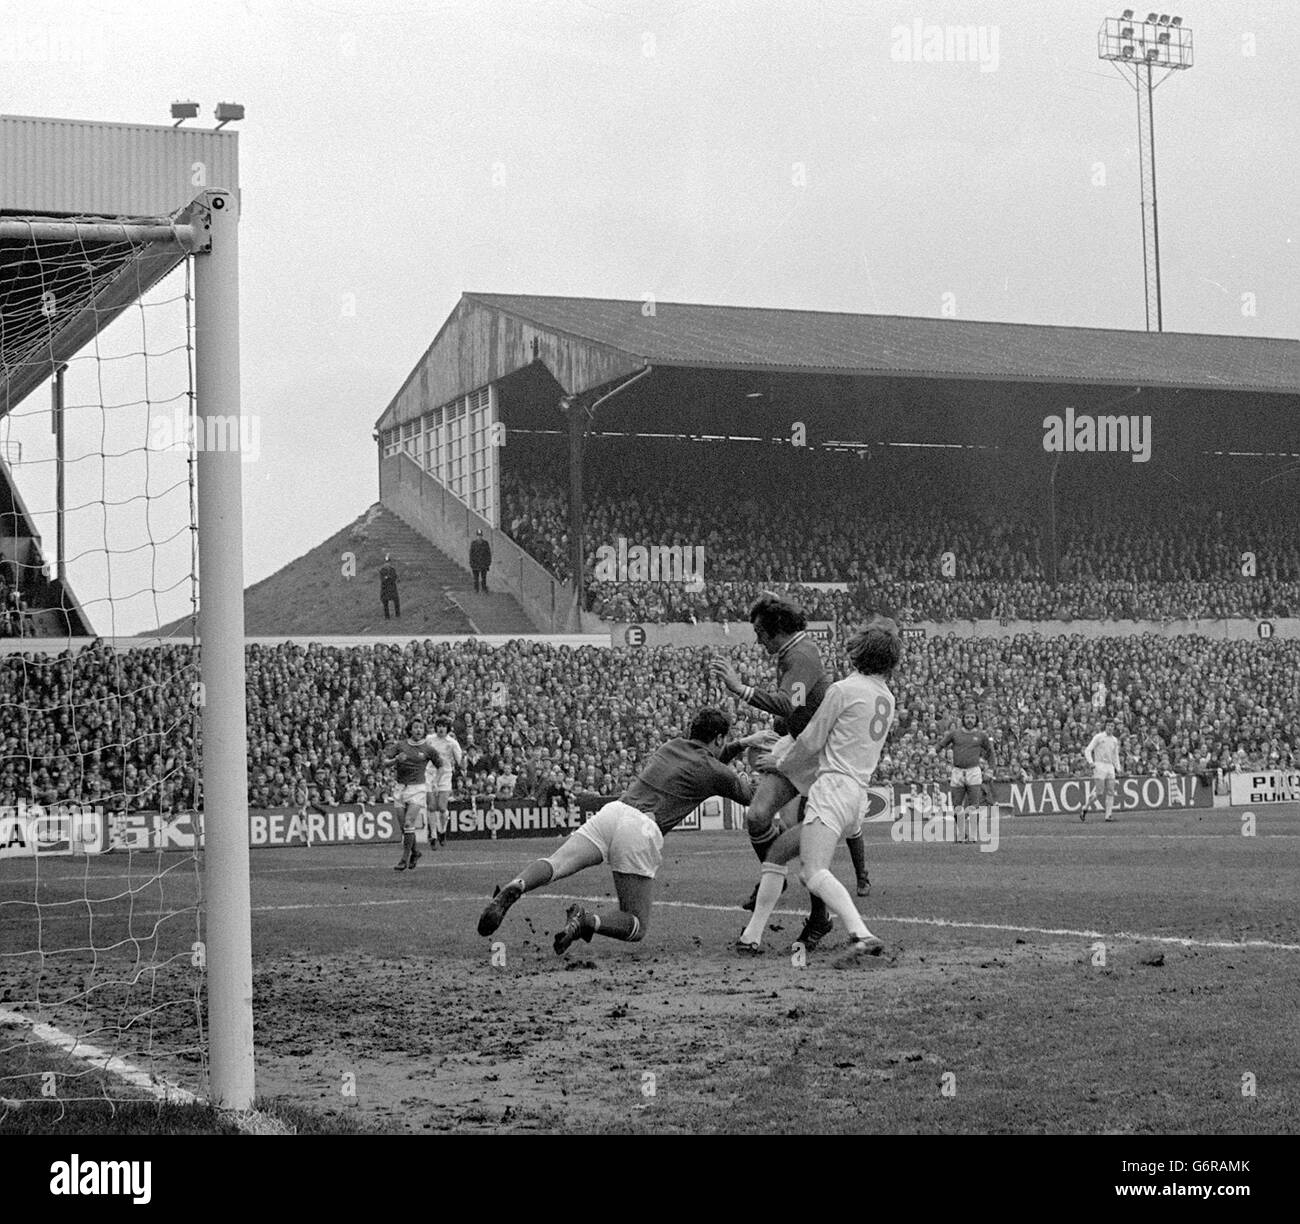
[476, 826, 603, 936]
[553, 802, 664, 952]
[740, 769, 799, 910]
[746, 769, 798, 863]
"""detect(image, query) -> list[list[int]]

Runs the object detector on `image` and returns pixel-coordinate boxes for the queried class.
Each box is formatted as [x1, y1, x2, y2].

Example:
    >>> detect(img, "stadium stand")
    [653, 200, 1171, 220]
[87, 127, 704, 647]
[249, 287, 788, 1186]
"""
[2, 634, 1295, 812]
[500, 437, 1300, 622]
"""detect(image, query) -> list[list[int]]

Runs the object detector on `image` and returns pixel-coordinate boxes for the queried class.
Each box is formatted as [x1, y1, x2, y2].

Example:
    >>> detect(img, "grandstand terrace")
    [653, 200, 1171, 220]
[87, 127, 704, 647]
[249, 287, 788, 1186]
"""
[375, 293, 1300, 631]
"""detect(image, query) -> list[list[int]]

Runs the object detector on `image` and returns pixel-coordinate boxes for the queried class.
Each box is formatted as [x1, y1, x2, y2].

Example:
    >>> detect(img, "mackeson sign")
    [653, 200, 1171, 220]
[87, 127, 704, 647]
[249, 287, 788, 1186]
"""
[894, 774, 1210, 816]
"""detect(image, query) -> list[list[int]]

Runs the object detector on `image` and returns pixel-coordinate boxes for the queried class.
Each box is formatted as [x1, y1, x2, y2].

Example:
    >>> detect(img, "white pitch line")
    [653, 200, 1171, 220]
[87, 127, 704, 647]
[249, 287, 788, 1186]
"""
[0, 1007, 197, 1103]
[245, 892, 1300, 953]
[0, 1008, 295, 1134]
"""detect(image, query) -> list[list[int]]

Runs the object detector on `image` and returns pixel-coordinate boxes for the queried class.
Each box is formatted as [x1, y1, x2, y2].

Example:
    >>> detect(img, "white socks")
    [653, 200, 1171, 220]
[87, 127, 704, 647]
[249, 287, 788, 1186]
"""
[805, 868, 870, 940]
[741, 864, 787, 945]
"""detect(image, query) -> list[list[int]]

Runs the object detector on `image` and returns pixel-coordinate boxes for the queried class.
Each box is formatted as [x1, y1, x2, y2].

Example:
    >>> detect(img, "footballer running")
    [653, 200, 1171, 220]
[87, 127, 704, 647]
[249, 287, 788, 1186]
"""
[381, 719, 442, 871]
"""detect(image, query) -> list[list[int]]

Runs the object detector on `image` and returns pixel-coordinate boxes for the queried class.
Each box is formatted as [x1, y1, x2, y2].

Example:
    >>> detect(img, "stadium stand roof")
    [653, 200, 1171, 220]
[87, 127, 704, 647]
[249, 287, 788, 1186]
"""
[465, 293, 1300, 394]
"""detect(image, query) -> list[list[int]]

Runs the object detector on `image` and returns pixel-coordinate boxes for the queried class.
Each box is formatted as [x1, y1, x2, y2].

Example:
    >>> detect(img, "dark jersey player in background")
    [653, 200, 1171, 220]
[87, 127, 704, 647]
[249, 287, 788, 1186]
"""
[477, 708, 754, 954]
[936, 712, 994, 844]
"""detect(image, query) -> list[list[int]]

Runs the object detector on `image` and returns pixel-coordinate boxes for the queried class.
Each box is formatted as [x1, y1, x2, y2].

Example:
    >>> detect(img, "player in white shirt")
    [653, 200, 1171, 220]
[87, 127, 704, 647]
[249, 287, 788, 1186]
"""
[423, 715, 465, 848]
[1084, 722, 1122, 822]
[736, 620, 901, 960]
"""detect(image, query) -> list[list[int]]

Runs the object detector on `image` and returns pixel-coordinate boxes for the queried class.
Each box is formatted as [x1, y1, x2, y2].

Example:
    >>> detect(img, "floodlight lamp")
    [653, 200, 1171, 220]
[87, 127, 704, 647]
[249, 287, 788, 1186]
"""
[170, 101, 199, 125]
[1158, 13, 1170, 23]
[1171, 15, 1182, 25]
[213, 102, 245, 128]
[1146, 12, 1158, 21]
[1122, 44, 1134, 56]
[1121, 8, 1134, 17]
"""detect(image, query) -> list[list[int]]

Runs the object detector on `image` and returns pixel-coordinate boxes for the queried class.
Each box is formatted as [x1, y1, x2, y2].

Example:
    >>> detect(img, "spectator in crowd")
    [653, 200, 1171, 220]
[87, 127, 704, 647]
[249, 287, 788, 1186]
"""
[470, 530, 492, 593]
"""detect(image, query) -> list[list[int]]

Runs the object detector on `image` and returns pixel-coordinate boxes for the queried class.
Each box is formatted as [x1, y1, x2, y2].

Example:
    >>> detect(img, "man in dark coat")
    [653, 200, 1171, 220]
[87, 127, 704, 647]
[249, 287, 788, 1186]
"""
[379, 554, 400, 619]
[469, 530, 492, 593]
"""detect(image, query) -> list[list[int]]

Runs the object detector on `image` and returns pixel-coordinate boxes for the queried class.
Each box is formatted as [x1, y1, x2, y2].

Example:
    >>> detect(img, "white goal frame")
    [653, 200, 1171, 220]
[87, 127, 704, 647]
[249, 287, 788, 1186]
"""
[0, 192, 255, 1110]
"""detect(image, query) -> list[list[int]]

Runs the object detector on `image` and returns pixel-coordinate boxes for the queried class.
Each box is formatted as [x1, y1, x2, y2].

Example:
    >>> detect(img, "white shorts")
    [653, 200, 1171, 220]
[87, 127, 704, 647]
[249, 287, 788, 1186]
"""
[396, 783, 428, 832]
[769, 733, 816, 797]
[951, 766, 982, 791]
[1093, 763, 1117, 788]
[574, 800, 664, 878]
[803, 773, 866, 841]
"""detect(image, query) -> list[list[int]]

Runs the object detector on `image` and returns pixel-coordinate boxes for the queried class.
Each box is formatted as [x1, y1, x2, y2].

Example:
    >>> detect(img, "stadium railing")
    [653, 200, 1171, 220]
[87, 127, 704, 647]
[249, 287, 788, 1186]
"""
[380, 451, 580, 633]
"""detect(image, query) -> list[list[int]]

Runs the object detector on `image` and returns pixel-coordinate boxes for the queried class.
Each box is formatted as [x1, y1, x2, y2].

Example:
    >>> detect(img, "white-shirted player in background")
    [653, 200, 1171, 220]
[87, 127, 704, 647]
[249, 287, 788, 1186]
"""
[424, 715, 464, 849]
[1084, 721, 1122, 822]
[737, 619, 901, 960]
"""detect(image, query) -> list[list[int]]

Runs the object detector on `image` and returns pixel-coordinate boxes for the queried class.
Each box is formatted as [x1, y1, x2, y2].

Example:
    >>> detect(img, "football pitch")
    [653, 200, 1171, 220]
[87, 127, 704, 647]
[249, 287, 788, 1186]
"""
[2, 806, 1298, 1135]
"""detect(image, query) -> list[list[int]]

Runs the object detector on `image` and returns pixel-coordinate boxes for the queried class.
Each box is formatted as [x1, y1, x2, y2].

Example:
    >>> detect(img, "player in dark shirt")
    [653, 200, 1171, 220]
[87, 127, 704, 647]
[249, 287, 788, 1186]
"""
[936, 711, 994, 843]
[477, 708, 753, 953]
[381, 718, 441, 870]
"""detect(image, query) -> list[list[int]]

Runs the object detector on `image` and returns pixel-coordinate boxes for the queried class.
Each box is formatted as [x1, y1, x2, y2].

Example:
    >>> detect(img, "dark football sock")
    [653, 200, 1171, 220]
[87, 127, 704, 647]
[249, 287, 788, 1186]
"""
[749, 825, 780, 863]
[591, 911, 641, 942]
[847, 832, 867, 878]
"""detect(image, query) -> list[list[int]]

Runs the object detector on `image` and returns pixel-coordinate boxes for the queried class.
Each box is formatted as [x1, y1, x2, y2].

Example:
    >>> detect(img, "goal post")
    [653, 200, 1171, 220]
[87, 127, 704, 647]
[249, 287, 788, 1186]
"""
[192, 190, 254, 1111]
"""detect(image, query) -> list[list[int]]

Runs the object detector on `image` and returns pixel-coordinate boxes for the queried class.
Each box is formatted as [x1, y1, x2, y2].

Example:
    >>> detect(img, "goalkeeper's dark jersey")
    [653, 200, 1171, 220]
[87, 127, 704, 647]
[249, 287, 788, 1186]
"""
[747, 631, 829, 736]
[621, 738, 754, 835]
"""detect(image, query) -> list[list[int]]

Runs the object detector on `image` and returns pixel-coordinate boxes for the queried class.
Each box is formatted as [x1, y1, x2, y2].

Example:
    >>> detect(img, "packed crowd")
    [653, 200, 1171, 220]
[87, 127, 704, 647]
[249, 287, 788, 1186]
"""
[501, 439, 1300, 621]
[1, 632, 1295, 811]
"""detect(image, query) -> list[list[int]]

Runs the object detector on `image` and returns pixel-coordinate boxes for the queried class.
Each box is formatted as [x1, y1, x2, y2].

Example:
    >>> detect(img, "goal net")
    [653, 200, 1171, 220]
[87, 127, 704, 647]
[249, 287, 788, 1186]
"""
[0, 198, 253, 1117]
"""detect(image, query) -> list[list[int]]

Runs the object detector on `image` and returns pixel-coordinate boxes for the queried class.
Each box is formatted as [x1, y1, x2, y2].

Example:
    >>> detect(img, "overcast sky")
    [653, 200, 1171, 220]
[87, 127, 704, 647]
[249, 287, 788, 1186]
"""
[3, 0, 1297, 633]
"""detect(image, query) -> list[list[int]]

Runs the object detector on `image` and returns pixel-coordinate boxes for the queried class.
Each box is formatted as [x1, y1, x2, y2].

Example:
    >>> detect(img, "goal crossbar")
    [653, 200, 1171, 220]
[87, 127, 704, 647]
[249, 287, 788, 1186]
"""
[1, 204, 208, 420]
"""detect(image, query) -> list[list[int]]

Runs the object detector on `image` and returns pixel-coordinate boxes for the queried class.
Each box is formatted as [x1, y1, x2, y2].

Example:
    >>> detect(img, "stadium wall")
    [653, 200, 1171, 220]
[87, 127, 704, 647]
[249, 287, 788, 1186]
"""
[380, 451, 580, 633]
[599, 618, 1299, 645]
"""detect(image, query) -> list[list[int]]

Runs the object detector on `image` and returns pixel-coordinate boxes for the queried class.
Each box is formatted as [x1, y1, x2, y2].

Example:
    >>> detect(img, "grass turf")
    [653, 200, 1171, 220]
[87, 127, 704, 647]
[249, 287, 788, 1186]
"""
[1, 806, 1296, 1133]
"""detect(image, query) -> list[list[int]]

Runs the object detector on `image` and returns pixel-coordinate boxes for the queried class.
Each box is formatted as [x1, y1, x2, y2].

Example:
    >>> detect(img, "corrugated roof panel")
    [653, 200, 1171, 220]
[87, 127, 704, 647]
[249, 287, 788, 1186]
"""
[1, 114, 238, 216]
[465, 293, 1300, 395]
